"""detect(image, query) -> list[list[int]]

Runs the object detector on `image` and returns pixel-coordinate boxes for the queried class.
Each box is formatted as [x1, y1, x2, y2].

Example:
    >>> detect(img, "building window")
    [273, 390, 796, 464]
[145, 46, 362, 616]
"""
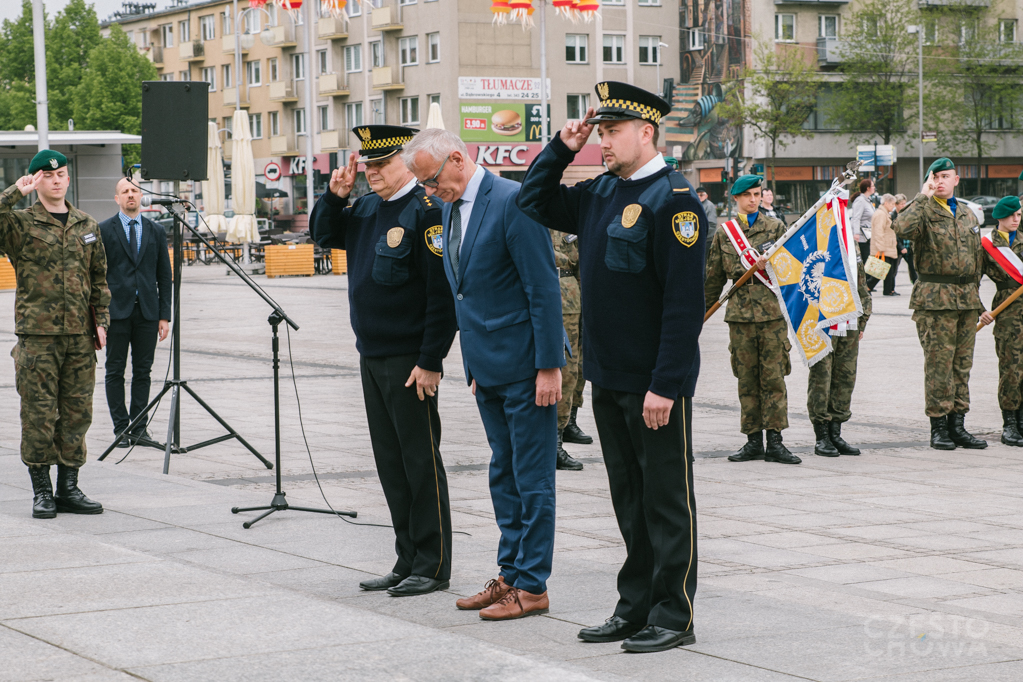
[243, 11, 259, 34]
[819, 15, 838, 39]
[179, 70, 189, 81]
[266, 3, 278, 26]
[221, 11, 232, 36]
[345, 101, 363, 131]
[603, 0, 624, 5]
[160, 24, 173, 48]
[318, 105, 329, 131]
[566, 34, 588, 63]
[201, 66, 216, 90]
[270, 111, 280, 136]
[222, 63, 232, 89]
[178, 20, 190, 43]
[348, 0, 361, 17]
[399, 36, 418, 66]
[775, 14, 795, 42]
[199, 15, 215, 41]
[689, 27, 704, 51]
[427, 32, 440, 62]
[960, 19, 977, 45]
[638, 36, 660, 65]
[400, 0, 416, 5]
[637, 0, 660, 5]
[246, 60, 261, 86]
[1001, 19, 1017, 43]
[345, 44, 362, 73]
[160, 73, 174, 81]
[296, 108, 307, 135]
[603, 35, 625, 64]
[371, 99, 384, 124]
[567, 94, 589, 120]
[269, 57, 279, 81]
[293, 53, 306, 80]
[317, 49, 329, 75]
[429, 93, 441, 107]
[223, 116, 233, 138]
[400, 96, 419, 125]
[923, 18, 937, 45]
[370, 41, 383, 68]
[249, 113, 262, 139]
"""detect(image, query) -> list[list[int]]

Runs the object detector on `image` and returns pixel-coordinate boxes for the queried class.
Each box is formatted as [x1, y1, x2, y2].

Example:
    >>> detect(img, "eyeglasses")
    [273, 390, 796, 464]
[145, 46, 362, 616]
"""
[419, 155, 451, 189]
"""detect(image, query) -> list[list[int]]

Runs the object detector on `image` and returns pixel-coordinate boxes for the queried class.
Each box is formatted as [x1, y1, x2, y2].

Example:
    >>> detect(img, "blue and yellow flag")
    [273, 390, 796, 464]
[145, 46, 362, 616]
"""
[766, 197, 862, 366]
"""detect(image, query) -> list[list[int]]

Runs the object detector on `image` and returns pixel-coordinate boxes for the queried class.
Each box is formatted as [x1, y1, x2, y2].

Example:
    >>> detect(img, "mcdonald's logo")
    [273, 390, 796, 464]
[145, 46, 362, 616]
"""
[529, 124, 543, 140]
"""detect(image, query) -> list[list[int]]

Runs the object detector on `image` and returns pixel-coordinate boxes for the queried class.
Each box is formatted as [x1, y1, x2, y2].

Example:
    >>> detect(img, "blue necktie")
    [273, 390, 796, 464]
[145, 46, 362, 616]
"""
[450, 199, 463, 282]
[129, 219, 139, 261]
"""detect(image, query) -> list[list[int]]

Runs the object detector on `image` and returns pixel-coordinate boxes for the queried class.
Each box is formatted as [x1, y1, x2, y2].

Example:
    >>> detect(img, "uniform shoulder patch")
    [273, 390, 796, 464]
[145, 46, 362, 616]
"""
[672, 211, 699, 247]
[425, 225, 444, 257]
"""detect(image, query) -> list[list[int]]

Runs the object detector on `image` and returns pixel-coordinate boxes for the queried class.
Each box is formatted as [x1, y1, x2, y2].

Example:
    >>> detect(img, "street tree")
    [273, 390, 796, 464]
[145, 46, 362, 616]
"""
[47, 0, 102, 129]
[0, 1, 39, 130]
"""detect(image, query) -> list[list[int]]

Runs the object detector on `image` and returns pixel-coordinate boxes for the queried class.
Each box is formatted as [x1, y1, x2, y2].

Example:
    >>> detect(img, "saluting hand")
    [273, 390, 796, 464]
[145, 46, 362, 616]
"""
[560, 108, 596, 152]
[329, 153, 359, 199]
[921, 171, 936, 199]
[16, 171, 43, 195]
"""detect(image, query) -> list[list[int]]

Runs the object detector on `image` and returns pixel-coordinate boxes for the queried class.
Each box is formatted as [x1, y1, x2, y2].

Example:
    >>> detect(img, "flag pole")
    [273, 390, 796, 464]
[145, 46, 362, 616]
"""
[704, 161, 864, 323]
[977, 286, 1023, 331]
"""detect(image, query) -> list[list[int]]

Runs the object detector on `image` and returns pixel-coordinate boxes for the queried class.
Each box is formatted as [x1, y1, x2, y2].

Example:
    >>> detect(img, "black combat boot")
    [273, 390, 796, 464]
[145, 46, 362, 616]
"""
[929, 416, 956, 450]
[53, 465, 104, 514]
[828, 421, 860, 456]
[1001, 410, 1023, 447]
[563, 407, 593, 444]
[556, 430, 583, 471]
[728, 432, 765, 462]
[1016, 406, 1023, 436]
[28, 465, 56, 519]
[946, 413, 987, 449]
[812, 422, 839, 457]
[765, 430, 801, 464]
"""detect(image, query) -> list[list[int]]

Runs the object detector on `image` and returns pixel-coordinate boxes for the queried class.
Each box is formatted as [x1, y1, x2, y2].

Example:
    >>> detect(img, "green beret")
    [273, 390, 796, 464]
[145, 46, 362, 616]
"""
[730, 174, 763, 196]
[1017, 169, 1023, 181]
[927, 157, 955, 176]
[992, 195, 1021, 220]
[28, 149, 68, 174]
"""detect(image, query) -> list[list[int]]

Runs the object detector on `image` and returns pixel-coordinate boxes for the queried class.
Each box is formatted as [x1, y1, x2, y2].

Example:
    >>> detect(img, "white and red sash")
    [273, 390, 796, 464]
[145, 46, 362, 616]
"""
[982, 233, 1023, 286]
[721, 218, 774, 287]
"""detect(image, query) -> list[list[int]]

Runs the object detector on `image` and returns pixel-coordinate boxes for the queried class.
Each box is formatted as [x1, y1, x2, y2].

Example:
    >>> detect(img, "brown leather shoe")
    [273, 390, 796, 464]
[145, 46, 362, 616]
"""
[455, 576, 510, 610]
[479, 587, 549, 620]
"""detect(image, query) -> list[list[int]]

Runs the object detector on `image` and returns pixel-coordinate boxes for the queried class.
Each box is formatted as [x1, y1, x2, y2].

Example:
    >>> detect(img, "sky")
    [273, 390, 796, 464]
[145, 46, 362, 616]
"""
[0, 0, 163, 26]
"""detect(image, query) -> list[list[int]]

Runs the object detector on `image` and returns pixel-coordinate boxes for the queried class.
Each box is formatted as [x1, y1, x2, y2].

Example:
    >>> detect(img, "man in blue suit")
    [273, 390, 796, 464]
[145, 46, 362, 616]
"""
[98, 179, 171, 444]
[402, 129, 566, 621]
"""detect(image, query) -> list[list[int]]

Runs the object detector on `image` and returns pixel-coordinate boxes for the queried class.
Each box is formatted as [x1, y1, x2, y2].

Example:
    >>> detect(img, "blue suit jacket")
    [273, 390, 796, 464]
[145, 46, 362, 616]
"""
[443, 169, 565, 387]
[98, 214, 172, 322]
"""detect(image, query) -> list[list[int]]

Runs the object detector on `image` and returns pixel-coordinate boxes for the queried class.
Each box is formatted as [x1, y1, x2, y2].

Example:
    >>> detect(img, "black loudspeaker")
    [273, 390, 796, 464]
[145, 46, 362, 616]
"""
[141, 81, 210, 181]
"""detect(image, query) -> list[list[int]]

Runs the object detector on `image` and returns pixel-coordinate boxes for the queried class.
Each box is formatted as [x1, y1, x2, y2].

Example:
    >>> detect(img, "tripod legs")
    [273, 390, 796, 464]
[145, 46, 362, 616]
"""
[232, 492, 356, 529]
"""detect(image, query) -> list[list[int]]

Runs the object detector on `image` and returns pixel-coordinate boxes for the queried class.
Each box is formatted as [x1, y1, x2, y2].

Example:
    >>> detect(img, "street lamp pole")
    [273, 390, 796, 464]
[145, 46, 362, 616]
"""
[233, 0, 242, 114]
[32, 0, 49, 151]
[539, 0, 548, 146]
[908, 24, 924, 186]
[303, 0, 315, 215]
[657, 42, 669, 104]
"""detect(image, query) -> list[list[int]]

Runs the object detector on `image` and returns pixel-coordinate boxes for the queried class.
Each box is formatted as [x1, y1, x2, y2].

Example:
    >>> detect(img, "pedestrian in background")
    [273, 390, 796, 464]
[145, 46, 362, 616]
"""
[850, 178, 876, 264]
[761, 188, 785, 225]
[892, 194, 916, 284]
[697, 186, 717, 271]
[869, 194, 900, 296]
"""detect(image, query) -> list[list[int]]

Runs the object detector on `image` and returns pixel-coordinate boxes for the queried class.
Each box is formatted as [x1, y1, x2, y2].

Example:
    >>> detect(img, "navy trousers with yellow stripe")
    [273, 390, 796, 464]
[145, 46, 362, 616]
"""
[360, 353, 452, 581]
[592, 386, 698, 633]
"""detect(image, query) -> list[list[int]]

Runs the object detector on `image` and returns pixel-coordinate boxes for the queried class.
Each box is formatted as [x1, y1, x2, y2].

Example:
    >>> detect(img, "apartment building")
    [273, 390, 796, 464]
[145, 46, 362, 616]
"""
[103, 0, 681, 213]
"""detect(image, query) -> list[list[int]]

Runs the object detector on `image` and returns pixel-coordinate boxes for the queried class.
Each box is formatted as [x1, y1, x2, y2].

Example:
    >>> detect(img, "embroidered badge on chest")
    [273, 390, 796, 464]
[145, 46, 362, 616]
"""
[672, 212, 699, 247]
[81, 232, 97, 244]
[425, 225, 443, 256]
[622, 204, 642, 228]
[387, 227, 404, 248]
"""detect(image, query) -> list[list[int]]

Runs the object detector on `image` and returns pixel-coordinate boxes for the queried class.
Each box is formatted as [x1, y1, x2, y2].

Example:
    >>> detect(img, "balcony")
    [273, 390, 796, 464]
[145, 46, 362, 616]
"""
[147, 45, 164, 67]
[180, 40, 205, 61]
[223, 87, 250, 108]
[372, 66, 404, 91]
[372, 6, 403, 32]
[318, 72, 350, 97]
[320, 129, 347, 152]
[269, 80, 299, 103]
[817, 37, 844, 64]
[317, 16, 348, 40]
[268, 24, 297, 48]
[222, 34, 248, 54]
[271, 133, 299, 156]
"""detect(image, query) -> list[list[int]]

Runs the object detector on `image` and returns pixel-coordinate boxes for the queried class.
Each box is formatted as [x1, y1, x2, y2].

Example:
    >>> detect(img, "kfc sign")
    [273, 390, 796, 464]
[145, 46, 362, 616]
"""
[475, 145, 530, 165]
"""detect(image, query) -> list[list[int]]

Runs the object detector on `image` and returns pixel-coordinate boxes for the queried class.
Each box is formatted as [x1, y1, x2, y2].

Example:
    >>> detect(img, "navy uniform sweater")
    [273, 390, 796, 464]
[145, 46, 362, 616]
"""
[517, 133, 707, 399]
[309, 184, 457, 372]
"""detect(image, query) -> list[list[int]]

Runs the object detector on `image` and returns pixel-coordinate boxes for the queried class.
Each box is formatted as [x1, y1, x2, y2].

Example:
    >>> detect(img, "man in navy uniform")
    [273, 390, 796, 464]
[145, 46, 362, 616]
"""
[310, 126, 457, 597]
[98, 178, 172, 445]
[517, 82, 705, 653]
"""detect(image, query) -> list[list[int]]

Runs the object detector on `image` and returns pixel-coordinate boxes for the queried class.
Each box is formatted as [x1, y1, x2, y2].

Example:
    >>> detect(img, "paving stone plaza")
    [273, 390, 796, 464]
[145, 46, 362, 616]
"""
[2, 263, 1023, 681]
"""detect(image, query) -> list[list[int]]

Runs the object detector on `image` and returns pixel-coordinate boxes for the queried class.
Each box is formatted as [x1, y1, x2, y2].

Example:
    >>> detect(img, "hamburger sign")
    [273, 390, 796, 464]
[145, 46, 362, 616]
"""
[460, 102, 550, 143]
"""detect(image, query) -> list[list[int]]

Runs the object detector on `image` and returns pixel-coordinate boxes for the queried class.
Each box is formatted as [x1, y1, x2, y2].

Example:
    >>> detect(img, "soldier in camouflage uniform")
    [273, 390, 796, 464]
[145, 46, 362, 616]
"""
[0, 150, 110, 519]
[894, 158, 987, 451]
[552, 230, 585, 470]
[807, 257, 872, 457]
[978, 195, 1023, 447]
[705, 174, 800, 464]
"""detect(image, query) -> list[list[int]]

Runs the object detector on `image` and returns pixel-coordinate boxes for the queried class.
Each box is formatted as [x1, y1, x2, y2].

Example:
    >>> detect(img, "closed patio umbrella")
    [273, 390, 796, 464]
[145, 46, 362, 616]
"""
[226, 110, 259, 245]
[425, 101, 445, 130]
[201, 122, 227, 235]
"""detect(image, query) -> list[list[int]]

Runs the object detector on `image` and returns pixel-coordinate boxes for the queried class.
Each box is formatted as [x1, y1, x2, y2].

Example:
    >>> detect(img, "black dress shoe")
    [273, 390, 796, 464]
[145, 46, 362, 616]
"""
[578, 616, 644, 643]
[131, 429, 153, 443]
[387, 575, 450, 597]
[621, 625, 696, 653]
[359, 572, 407, 591]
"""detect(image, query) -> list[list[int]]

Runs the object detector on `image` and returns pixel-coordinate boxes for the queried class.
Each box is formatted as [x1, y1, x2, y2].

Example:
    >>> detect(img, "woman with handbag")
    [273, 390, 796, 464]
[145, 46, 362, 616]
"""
[850, 178, 876, 264]
[869, 194, 900, 295]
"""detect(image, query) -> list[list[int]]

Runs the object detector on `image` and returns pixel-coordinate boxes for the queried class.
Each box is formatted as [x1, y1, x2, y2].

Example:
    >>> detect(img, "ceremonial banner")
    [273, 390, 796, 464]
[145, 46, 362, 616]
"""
[981, 233, 1023, 285]
[766, 196, 862, 367]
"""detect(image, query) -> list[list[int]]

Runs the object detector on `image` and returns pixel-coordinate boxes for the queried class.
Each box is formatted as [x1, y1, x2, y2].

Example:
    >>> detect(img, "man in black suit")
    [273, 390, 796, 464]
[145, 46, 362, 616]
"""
[99, 179, 172, 444]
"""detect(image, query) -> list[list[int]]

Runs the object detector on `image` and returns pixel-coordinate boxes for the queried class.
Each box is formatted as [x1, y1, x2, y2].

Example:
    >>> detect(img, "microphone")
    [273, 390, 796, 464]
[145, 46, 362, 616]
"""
[141, 195, 183, 207]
